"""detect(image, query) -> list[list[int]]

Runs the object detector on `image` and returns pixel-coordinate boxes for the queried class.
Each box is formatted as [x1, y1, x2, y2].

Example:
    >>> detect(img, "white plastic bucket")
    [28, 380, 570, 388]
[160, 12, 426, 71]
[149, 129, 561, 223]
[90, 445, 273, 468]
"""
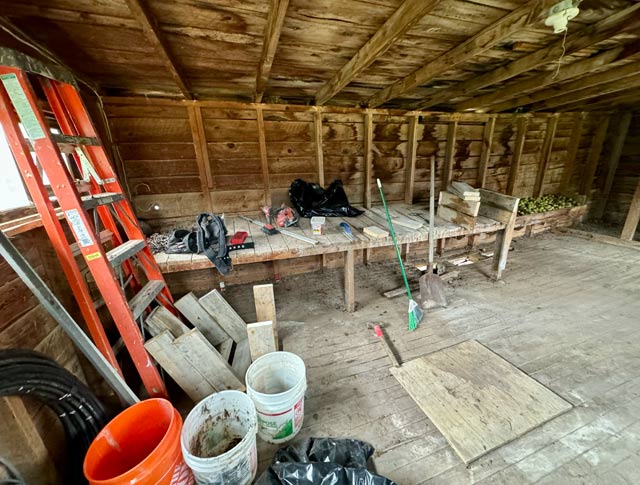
[245, 351, 307, 444]
[180, 391, 257, 485]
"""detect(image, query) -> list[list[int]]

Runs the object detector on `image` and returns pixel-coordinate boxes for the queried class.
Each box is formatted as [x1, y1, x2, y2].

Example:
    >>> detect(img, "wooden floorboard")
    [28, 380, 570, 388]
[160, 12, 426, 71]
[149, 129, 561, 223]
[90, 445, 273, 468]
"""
[216, 233, 640, 483]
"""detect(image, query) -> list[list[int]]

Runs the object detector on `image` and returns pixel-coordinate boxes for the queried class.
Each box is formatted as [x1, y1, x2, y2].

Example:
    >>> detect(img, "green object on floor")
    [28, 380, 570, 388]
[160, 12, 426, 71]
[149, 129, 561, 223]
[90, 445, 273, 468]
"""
[376, 178, 423, 331]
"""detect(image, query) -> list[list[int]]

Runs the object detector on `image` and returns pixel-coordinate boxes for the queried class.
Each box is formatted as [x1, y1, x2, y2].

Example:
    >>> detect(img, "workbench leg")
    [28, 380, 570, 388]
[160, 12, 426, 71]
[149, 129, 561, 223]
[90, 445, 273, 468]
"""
[344, 249, 355, 312]
[493, 220, 515, 280]
[363, 247, 372, 266]
[401, 242, 410, 262]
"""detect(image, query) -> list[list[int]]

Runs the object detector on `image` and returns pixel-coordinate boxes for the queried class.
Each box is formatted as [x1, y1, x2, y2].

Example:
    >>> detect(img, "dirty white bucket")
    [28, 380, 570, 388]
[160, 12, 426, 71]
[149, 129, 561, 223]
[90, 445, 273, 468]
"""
[245, 351, 307, 444]
[180, 390, 257, 485]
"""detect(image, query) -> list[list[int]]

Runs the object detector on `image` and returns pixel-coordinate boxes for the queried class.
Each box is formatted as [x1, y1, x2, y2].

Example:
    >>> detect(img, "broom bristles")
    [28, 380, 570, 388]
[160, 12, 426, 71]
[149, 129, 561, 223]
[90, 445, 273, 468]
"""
[408, 299, 423, 331]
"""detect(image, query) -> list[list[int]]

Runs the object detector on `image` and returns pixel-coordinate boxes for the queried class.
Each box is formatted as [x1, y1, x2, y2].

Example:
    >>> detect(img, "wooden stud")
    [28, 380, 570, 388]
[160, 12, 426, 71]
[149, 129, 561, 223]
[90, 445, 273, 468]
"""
[559, 113, 586, 193]
[368, 0, 557, 107]
[442, 121, 457, 189]
[458, 41, 640, 112]
[175, 292, 230, 346]
[232, 339, 252, 382]
[255, 0, 290, 102]
[187, 105, 213, 212]
[199, 289, 248, 343]
[581, 116, 611, 197]
[364, 111, 374, 208]
[256, 106, 272, 206]
[477, 117, 495, 188]
[506, 117, 528, 196]
[124, 0, 191, 98]
[247, 321, 277, 360]
[363, 247, 372, 266]
[315, 0, 440, 105]
[314, 108, 325, 186]
[173, 329, 245, 391]
[594, 112, 632, 219]
[253, 283, 278, 350]
[621, 179, 640, 241]
[145, 331, 215, 402]
[344, 249, 355, 312]
[416, 4, 640, 110]
[534, 114, 558, 197]
[404, 115, 419, 204]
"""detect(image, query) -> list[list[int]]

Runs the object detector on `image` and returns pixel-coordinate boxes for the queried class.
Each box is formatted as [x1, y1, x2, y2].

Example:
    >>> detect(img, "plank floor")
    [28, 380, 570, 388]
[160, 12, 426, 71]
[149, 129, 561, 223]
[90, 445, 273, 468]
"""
[220, 232, 640, 484]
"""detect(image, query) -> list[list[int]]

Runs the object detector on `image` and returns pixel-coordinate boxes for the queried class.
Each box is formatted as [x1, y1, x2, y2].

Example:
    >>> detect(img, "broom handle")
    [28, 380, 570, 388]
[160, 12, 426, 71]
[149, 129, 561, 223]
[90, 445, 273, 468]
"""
[376, 179, 413, 300]
[428, 155, 435, 272]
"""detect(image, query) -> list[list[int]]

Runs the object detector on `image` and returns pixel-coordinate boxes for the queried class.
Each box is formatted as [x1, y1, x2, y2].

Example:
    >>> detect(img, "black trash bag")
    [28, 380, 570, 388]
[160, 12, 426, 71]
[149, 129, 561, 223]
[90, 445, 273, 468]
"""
[256, 437, 397, 485]
[289, 179, 364, 218]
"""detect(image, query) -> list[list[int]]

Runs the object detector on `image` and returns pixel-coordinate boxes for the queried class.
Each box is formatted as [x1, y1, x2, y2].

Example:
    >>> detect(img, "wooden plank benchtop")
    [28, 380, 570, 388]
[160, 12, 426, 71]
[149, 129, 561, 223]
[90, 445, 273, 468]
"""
[154, 203, 506, 273]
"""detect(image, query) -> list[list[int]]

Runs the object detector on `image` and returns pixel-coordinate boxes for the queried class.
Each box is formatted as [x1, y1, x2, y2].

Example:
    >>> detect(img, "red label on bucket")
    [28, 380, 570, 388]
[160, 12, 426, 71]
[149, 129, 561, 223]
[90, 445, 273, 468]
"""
[294, 397, 304, 429]
[170, 463, 194, 485]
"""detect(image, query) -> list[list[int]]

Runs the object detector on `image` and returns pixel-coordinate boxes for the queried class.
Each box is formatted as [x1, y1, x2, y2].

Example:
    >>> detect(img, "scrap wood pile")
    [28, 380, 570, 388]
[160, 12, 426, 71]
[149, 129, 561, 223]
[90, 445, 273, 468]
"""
[144, 284, 278, 402]
[437, 181, 481, 231]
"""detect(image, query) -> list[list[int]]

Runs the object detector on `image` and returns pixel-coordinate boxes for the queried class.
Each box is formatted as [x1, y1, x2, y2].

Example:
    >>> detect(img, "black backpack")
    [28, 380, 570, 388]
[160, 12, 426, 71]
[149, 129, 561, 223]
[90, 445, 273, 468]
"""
[166, 213, 232, 275]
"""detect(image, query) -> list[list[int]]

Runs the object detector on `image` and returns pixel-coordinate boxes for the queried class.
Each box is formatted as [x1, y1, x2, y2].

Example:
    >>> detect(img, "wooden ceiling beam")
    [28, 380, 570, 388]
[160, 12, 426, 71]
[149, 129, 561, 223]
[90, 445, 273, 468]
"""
[458, 40, 640, 112]
[255, 0, 290, 103]
[551, 88, 640, 112]
[314, 0, 441, 106]
[416, 3, 640, 110]
[124, 0, 191, 99]
[530, 73, 640, 112]
[365, 0, 557, 108]
[495, 60, 640, 113]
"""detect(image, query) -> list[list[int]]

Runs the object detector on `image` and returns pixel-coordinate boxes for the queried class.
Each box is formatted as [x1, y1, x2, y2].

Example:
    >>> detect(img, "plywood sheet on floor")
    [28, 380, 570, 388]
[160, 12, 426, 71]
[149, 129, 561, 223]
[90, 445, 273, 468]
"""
[391, 340, 572, 464]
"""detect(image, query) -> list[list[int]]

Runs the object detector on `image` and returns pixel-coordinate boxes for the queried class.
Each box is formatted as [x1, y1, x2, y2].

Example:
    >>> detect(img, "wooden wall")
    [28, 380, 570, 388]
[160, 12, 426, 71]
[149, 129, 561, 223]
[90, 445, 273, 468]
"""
[104, 98, 605, 233]
[603, 113, 640, 225]
[0, 229, 86, 484]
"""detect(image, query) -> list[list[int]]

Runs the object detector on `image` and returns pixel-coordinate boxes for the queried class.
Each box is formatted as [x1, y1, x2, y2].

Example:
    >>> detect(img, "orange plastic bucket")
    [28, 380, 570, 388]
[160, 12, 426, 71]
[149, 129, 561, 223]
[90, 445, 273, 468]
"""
[83, 398, 193, 485]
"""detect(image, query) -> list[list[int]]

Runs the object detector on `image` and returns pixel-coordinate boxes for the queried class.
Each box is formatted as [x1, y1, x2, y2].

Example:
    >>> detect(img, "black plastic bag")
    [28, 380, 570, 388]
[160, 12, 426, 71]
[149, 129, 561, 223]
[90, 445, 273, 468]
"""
[289, 179, 364, 218]
[256, 437, 397, 485]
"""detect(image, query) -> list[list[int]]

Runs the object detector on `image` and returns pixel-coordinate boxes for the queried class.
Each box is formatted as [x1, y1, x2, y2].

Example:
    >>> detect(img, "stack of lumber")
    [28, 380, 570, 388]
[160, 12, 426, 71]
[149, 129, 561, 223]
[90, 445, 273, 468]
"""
[144, 283, 280, 402]
[437, 182, 481, 230]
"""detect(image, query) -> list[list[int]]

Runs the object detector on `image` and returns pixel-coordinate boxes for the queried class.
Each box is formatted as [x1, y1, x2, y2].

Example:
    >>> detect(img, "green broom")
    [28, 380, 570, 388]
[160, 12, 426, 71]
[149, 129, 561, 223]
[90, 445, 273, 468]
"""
[376, 178, 423, 331]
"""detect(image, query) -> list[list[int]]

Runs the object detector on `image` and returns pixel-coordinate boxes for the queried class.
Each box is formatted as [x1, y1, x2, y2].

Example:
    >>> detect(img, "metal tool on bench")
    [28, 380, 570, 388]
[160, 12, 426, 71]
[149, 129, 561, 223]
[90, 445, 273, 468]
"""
[239, 216, 318, 246]
[339, 222, 357, 243]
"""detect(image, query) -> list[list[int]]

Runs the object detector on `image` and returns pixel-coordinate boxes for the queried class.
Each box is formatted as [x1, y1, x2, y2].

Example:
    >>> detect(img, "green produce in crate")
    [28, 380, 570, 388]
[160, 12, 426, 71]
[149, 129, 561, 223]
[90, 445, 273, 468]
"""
[517, 194, 578, 215]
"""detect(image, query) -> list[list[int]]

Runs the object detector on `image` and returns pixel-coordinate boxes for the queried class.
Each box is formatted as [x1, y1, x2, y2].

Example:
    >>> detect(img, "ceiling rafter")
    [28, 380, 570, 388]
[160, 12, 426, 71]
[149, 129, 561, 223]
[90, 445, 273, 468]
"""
[365, 0, 558, 108]
[314, 0, 441, 106]
[563, 89, 640, 112]
[124, 0, 192, 99]
[457, 39, 640, 112]
[415, 3, 640, 110]
[254, 0, 290, 103]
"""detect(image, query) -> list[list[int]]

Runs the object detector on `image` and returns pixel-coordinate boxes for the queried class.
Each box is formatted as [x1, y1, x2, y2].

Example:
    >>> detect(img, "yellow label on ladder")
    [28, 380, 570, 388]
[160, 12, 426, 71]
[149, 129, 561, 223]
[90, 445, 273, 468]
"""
[0, 73, 46, 140]
[85, 252, 102, 261]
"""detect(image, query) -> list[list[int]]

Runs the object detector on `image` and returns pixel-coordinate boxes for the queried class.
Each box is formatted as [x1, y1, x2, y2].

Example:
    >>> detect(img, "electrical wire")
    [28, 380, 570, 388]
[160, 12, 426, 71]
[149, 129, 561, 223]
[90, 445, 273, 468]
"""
[552, 27, 569, 80]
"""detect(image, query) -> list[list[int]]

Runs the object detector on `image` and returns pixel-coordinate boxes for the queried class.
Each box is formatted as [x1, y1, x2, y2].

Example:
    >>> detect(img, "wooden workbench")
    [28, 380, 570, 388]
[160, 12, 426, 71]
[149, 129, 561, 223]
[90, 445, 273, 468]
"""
[155, 196, 518, 311]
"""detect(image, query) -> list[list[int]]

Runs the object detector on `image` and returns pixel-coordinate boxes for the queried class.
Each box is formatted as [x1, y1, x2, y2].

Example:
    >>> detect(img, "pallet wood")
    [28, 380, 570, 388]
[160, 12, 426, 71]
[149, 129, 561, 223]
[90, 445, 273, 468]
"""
[175, 292, 230, 345]
[145, 305, 189, 338]
[253, 283, 278, 350]
[173, 329, 245, 391]
[391, 340, 572, 465]
[437, 205, 475, 231]
[247, 321, 277, 360]
[199, 289, 248, 343]
[232, 338, 252, 382]
[439, 191, 480, 217]
[145, 331, 215, 402]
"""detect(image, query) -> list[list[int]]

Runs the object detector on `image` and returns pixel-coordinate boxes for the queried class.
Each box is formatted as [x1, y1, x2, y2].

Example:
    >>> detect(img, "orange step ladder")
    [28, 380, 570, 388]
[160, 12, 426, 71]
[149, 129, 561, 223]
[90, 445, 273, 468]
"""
[0, 48, 173, 398]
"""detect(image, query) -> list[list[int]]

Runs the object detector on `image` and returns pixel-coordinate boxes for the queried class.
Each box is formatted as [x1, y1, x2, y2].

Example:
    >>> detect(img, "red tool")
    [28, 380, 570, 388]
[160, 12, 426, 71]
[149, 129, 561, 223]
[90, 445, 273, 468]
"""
[230, 231, 248, 245]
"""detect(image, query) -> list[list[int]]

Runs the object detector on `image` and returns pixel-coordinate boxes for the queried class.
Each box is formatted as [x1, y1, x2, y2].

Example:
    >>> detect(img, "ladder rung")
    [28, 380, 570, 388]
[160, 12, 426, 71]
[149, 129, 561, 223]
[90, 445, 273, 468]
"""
[51, 133, 100, 147]
[129, 280, 165, 320]
[107, 239, 146, 268]
[81, 192, 123, 210]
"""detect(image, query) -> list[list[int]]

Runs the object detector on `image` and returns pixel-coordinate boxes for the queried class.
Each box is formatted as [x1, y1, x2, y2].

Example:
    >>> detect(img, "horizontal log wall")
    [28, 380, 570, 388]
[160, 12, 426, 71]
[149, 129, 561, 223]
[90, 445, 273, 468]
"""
[104, 98, 602, 232]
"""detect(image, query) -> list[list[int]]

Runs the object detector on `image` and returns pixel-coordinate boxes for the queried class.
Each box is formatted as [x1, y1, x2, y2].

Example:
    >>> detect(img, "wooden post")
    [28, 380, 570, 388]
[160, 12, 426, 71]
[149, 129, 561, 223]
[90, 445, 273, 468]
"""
[364, 111, 374, 208]
[363, 247, 372, 266]
[594, 112, 632, 219]
[404, 115, 419, 204]
[187, 105, 213, 212]
[253, 283, 278, 350]
[581, 115, 611, 197]
[621, 178, 640, 241]
[314, 108, 325, 186]
[492, 201, 519, 280]
[477, 116, 495, 188]
[344, 249, 355, 312]
[506, 117, 528, 196]
[256, 106, 272, 206]
[559, 112, 586, 193]
[442, 121, 458, 189]
[534, 114, 559, 197]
